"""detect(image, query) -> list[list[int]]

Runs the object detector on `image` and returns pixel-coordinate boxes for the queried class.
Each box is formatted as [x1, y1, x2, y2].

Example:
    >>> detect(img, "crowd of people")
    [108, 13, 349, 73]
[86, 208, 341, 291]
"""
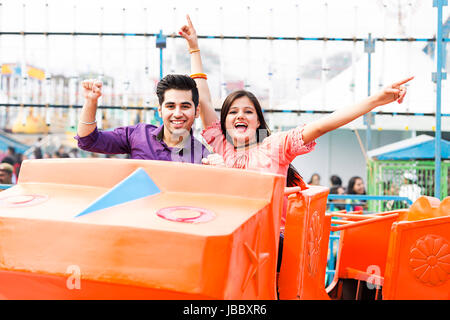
[308, 173, 366, 195]
[308, 172, 415, 212]
[308, 173, 368, 211]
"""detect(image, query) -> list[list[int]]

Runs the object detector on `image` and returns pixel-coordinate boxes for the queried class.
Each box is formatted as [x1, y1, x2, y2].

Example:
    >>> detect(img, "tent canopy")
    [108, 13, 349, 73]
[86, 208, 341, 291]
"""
[367, 134, 450, 160]
[0, 132, 30, 154]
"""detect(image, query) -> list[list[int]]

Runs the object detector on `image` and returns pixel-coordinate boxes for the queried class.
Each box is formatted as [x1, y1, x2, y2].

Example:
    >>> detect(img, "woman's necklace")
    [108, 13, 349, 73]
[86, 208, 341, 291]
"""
[232, 141, 258, 168]
[233, 139, 258, 150]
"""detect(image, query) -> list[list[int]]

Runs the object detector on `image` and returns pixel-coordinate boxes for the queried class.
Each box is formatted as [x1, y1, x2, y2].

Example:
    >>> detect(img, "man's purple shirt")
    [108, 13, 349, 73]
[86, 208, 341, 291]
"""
[74, 123, 210, 164]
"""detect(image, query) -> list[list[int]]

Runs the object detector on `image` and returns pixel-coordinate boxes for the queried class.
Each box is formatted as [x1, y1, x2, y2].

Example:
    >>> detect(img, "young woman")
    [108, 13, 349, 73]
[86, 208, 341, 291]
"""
[179, 15, 412, 185]
[308, 173, 321, 186]
[346, 176, 368, 211]
[179, 15, 412, 273]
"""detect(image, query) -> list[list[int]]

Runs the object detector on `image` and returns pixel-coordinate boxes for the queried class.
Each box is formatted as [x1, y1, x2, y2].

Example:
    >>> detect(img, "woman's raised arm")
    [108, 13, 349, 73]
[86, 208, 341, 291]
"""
[179, 15, 218, 128]
[301, 76, 413, 145]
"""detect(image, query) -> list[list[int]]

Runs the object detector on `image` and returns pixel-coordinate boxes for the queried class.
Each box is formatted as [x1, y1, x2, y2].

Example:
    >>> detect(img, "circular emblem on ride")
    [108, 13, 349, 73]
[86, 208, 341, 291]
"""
[156, 206, 215, 223]
[307, 210, 323, 276]
[409, 234, 450, 287]
[0, 194, 49, 208]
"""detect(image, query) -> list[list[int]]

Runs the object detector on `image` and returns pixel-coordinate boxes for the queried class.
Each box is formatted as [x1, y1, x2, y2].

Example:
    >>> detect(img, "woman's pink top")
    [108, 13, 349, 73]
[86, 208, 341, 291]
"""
[201, 121, 316, 229]
[201, 120, 316, 176]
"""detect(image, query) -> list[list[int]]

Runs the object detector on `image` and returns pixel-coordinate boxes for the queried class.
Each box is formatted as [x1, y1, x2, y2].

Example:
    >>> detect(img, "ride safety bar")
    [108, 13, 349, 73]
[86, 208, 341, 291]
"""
[327, 211, 401, 232]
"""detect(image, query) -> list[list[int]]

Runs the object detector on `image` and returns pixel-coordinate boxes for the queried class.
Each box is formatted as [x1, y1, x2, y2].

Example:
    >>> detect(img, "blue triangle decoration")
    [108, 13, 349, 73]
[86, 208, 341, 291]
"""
[75, 168, 160, 217]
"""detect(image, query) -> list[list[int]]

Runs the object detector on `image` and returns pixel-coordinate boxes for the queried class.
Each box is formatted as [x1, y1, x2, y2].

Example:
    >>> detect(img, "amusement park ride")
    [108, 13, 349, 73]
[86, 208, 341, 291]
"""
[0, 158, 448, 300]
[0, 0, 448, 301]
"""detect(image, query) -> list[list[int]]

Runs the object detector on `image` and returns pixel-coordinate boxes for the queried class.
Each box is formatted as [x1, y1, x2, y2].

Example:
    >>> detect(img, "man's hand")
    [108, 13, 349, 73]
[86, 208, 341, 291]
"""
[372, 76, 413, 107]
[178, 14, 199, 50]
[82, 79, 103, 101]
[202, 153, 225, 167]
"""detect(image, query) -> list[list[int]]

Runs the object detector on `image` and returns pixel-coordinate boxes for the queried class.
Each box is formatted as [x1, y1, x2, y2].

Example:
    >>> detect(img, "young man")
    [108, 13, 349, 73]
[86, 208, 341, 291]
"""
[75, 74, 210, 164]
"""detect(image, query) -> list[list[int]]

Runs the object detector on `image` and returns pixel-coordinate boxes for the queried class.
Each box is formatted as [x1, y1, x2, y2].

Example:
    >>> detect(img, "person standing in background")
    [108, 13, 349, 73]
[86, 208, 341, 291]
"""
[330, 174, 343, 190]
[346, 176, 367, 211]
[308, 173, 321, 186]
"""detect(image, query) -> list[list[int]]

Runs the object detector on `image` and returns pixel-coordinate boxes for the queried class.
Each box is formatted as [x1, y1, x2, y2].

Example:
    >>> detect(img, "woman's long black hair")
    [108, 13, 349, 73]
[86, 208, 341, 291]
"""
[220, 90, 303, 188]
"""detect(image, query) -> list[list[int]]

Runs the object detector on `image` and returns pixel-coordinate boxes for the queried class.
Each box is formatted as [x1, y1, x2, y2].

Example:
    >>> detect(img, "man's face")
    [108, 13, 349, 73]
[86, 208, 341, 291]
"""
[0, 170, 12, 184]
[158, 89, 199, 137]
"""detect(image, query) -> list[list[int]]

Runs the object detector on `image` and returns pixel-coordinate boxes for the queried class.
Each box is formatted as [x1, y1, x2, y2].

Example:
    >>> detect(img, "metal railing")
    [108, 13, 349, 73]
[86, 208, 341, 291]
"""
[328, 194, 413, 212]
[325, 195, 412, 287]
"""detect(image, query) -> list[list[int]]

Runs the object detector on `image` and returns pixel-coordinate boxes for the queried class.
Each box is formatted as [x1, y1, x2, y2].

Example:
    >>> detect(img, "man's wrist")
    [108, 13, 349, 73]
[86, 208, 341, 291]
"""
[79, 118, 97, 125]
[84, 98, 99, 107]
[79, 119, 97, 125]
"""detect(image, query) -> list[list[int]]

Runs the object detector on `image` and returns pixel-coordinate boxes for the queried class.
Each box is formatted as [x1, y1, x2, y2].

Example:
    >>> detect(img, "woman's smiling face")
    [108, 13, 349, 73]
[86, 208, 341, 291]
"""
[353, 178, 366, 194]
[224, 96, 260, 147]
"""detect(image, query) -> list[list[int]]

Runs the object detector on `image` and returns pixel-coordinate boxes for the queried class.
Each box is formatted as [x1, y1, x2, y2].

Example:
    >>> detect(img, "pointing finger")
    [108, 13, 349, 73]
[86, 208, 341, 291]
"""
[392, 76, 414, 87]
[186, 14, 193, 28]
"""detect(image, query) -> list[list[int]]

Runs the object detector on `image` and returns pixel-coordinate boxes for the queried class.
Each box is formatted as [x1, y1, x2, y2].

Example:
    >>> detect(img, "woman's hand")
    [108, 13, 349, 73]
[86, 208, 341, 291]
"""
[202, 153, 225, 167]
[178, 14, 199, 50]
[372, 76, 413, 107]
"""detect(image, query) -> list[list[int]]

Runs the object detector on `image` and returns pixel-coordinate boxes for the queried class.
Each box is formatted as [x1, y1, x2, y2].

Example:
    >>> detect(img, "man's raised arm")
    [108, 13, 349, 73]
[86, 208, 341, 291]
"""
[77, 79, 102, 137]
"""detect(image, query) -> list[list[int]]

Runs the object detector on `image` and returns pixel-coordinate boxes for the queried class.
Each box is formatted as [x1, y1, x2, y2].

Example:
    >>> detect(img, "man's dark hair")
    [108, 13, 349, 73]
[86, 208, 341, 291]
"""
[156, 74, 199, 107]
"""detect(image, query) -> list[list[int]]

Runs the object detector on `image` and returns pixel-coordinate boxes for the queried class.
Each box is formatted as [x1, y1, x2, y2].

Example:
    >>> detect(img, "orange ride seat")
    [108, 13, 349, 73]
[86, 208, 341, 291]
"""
[326, 210, 404, 300]
[278, 185, 331, 300]
[383, 196, 450, 300]
[0, 158, 285, 300]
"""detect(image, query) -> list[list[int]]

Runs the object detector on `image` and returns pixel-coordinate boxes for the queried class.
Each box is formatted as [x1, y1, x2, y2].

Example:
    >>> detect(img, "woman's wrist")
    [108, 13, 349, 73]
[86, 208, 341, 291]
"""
[367, 94, 380, 109]
[189, 47, 200, 54]
[188, 41, 199, 50]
